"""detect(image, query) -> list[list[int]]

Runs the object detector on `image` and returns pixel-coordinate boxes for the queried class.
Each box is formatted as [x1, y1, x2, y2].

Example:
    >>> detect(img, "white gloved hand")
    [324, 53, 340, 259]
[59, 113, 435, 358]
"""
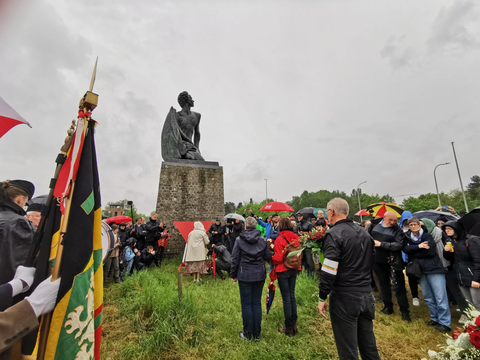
[25, 276, 60, 317]
[8, 266, 36, 296]
[14, 266, 36, 292]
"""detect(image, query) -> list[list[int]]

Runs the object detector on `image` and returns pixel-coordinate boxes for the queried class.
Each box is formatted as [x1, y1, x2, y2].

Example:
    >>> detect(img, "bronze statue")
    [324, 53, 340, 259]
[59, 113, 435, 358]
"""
[161, 91, 204, 161]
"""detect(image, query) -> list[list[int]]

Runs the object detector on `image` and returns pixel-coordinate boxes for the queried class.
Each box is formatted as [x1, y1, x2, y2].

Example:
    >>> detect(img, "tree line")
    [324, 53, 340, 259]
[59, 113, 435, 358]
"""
[226, 175, 480, 219]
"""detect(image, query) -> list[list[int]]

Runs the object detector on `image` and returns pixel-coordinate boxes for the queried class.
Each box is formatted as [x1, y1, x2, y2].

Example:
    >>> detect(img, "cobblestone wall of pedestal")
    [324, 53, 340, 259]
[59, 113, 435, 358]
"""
[156, 162, 225, 256]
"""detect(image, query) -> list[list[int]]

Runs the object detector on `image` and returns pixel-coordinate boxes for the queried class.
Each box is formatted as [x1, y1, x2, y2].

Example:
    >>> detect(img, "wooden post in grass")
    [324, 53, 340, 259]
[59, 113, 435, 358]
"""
[178, 271, 183, 302]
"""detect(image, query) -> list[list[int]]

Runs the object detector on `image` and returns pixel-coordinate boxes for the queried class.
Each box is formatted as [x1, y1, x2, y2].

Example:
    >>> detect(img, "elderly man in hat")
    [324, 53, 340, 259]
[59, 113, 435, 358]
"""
[25, 202, 42, 229]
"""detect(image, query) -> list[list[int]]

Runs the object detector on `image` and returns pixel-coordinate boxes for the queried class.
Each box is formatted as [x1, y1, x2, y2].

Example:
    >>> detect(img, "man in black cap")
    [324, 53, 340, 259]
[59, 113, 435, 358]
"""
[25, 202, 42, 229]
[0, 180, 36, 286]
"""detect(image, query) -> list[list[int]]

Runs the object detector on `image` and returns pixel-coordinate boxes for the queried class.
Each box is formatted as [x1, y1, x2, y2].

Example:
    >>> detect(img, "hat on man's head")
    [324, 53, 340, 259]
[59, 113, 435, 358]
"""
[10, 180, 35, 200]
[27, 202, 42, 213]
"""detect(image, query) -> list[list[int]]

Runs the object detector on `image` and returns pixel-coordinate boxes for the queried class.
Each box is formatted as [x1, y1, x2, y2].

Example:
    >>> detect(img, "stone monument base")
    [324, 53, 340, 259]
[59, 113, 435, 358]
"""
[156, 161, 225, 256]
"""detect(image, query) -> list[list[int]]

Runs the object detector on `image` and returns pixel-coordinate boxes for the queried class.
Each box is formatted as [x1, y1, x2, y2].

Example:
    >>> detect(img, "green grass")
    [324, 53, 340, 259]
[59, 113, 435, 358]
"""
[101, 258, 460, 360]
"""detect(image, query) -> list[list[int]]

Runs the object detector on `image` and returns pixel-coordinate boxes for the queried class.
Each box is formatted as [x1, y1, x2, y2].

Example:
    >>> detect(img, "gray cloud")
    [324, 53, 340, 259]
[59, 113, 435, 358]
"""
[381, 36, 419, 70]
[427, 0, 480, 55]
[2, 0, 480, 215]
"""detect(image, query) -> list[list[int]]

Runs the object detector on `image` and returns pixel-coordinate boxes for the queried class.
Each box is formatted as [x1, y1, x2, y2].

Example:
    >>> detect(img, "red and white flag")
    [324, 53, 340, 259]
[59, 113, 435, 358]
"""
[53, 118, 87, 213]
[0, 95, 31, 138]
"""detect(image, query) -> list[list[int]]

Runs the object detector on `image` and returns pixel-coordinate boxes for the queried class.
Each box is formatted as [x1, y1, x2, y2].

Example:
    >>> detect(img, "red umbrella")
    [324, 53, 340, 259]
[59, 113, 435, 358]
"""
[260, 202, 294, 212]
[0, 96, 31, 138]
[355, 209, 370, 216]
[106, 215, 132, 225]
[212, 250, 216, 278]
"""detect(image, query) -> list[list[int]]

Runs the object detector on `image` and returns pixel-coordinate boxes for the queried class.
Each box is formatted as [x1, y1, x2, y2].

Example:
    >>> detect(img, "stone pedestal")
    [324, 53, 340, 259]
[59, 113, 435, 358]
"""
[156, 161, 225, 256]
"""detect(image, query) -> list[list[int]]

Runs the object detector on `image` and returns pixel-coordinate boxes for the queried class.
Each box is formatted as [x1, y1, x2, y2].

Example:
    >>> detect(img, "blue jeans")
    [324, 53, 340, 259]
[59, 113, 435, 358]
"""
[238, 280, 264, 338]
[420, 273, 451, 327]
[126, 259, 134, 274]
[277, 269, 298, 329]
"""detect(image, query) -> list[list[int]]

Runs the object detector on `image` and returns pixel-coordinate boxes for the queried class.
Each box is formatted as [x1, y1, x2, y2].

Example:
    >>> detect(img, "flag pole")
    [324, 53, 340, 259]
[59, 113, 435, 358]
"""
[36, 60, 99, 360]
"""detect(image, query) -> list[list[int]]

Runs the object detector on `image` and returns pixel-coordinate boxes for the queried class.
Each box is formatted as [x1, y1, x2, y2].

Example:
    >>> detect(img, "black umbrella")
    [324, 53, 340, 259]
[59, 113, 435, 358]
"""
[296, 207, 316, 219]
[26, 194, 48, 212]
[458, 207, 480, 236]
[413, 210, 459, 224]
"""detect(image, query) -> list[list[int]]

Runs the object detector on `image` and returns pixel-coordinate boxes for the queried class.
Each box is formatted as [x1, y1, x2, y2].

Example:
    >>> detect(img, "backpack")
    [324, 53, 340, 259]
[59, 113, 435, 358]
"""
[118, 247, 128, 269]
[281, 236, 303, 270]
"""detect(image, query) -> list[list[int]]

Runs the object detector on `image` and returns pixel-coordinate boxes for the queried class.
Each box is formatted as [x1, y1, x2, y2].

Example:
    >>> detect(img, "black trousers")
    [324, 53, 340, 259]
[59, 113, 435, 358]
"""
[407, 274, 419, 298]
[330, 291, 381, 360]
[215, 259, 230, 277]
[446, 268, 468, 313]
[277, 269, 298, 329]
[374, 262, 409, 313]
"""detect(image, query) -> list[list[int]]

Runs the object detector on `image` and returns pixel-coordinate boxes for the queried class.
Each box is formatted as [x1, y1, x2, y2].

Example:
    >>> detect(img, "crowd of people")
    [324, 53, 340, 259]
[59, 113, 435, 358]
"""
[359, 210, 480, 335]
[103, 214, 172, 283]
[1, 176, 480, 360]
[175, 202, 480, 359]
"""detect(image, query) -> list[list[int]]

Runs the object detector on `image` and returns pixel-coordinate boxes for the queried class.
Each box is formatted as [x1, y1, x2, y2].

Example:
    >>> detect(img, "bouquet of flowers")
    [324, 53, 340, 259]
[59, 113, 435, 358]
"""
[423, 305, 480, 360]
[288, 226, 328, 259]
[267, 238, 275, 251]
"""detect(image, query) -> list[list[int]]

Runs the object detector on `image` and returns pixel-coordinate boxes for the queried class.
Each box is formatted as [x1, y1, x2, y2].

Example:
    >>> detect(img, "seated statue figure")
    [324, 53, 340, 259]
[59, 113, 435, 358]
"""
[161, 91, 204, 161]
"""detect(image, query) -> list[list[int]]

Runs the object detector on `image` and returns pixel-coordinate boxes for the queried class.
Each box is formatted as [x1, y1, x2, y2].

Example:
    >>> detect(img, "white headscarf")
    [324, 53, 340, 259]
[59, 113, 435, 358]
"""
[194, 221, 205, 232]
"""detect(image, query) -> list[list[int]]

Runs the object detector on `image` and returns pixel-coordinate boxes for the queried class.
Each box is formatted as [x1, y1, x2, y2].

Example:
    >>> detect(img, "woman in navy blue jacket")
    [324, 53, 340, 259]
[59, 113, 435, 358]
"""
[230, 216, 271, 341]
[404, 217, 451, 333]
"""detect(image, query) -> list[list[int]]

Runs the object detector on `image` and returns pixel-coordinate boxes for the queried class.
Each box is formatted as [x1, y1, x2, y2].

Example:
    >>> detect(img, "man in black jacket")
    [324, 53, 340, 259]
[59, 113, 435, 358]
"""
[368, 211, 410, 321]
[318, 198, 380, 360]
[117, 223, 129, 248]
[228, 219, 244, 253]
[145, 214, 163, 267]
[208, 220, 224, 246]
[135, 246, 156, 270]
[133, 217, 147, 250]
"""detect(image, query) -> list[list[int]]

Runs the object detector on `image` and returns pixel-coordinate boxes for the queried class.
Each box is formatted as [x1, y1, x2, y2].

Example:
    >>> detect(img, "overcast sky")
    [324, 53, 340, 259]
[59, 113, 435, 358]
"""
[1, 0, 479, 214]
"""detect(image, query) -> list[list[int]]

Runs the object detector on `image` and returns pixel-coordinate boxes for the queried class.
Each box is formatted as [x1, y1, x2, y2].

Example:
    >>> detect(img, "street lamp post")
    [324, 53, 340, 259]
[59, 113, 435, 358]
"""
[357, 181, 367, 222]
[434, 162, 450, 208]
[264, 179, 268, 202]
[451, 142, 469, 213]
[127, 200, 134, 221]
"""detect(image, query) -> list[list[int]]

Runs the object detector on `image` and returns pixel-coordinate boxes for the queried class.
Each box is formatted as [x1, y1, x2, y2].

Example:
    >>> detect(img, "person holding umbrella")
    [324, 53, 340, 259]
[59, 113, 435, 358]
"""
[443, 221, 480, 311]
[230, 216, 271, 341]
[272, 217, 301, 336]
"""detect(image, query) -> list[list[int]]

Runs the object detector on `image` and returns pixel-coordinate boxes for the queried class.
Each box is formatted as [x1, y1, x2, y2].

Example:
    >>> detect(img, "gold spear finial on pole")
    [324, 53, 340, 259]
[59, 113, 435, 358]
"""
[79, 57, 99, 111]
[89, 57, 98, 92]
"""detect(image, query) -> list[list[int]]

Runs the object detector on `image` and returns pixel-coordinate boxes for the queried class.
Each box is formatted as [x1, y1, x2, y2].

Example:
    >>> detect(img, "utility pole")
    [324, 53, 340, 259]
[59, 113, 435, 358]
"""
[357, 181, 367, 222]
[434, 162, 450, 208]
[451, 142, 469, 212]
